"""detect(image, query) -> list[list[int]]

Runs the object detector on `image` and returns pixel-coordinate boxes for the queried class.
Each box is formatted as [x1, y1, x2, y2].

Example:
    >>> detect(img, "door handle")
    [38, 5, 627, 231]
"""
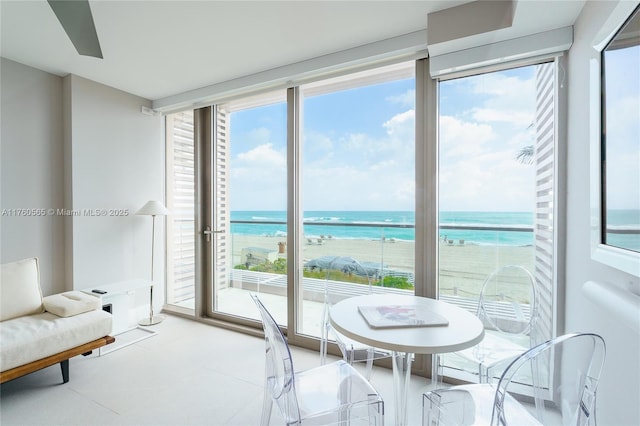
[203, 226, 223, 242]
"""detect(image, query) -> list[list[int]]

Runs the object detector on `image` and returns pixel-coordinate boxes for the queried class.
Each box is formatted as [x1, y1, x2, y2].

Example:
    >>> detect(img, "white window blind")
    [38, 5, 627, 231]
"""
[533, 62, 556, 345]
[429, 27, 573, 80]
[166, 111, 196, 306]
[213, 107, 230, 294]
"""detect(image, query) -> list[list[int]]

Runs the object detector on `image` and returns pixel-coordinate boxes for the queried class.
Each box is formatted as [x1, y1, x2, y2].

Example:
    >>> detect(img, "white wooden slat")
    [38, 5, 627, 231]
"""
[166, 110, 196, 305]
[533, 62, 555, 346]
[214, 107, 229, 290]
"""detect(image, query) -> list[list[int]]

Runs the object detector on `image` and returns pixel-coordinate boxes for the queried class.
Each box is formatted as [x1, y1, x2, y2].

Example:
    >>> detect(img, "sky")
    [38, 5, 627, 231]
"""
[225, 57, 636, 214]
[603, 45, 640, 211]
[439, 67, 537, 212]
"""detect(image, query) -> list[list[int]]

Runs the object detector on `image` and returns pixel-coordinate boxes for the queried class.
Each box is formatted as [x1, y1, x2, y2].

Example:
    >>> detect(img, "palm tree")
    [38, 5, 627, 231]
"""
[517, 122, 535, 165]
[517, 145, 534, 165]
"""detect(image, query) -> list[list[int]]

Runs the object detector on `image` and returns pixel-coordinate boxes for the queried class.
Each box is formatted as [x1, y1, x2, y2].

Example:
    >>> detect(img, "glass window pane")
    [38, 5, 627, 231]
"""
[300, 62, 416, 339]
[602, 6, 640, 253]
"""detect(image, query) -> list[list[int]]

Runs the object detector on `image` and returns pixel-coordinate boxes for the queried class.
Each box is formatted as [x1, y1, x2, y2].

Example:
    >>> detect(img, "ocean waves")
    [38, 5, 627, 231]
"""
[231, 210, 536, 247]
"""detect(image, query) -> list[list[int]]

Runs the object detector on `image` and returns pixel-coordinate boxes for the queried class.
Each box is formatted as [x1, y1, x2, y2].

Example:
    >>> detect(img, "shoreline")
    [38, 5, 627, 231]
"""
[233, 233, 535, 247]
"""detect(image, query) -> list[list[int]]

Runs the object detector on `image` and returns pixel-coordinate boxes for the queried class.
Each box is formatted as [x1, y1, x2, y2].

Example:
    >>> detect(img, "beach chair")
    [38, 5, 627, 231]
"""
[439, 264, 539, 384]
[319, 256, 391, 380]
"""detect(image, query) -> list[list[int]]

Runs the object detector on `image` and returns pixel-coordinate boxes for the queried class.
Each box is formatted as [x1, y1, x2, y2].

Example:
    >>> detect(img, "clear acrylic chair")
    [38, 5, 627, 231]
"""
[251, 294, 385, 426]
[423, 332, 606, 426]
[319, 256, 391, 380]
[440, 265, 539, 384]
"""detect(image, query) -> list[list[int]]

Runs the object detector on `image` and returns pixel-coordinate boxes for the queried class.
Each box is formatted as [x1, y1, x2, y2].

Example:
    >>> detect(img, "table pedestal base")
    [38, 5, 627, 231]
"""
[391, 351, 413, 426]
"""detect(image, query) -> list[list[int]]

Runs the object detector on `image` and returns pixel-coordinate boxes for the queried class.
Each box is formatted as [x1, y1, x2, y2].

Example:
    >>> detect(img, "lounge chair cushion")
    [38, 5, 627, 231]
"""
[0, 258, 44, 321]
[44, 291, 102, 318]
[0, 310, 113, 372]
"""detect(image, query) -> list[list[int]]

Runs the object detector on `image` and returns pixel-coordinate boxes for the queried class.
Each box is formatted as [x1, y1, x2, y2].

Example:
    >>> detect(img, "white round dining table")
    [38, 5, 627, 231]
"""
[330, 293, 484, 426]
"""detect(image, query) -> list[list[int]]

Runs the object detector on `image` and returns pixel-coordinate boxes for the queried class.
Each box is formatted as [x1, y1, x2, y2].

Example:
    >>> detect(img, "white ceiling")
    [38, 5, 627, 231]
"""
[1, 1, 586, 102]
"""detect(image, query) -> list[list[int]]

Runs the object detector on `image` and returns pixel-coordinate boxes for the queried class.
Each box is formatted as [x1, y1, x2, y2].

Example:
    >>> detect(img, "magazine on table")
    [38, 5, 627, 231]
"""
[358, 304, 450, 329]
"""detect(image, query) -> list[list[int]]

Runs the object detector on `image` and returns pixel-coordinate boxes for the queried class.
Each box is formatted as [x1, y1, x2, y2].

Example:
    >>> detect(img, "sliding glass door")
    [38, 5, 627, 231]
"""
[164, 93, 289, 326]
[211, 92, 288, 325]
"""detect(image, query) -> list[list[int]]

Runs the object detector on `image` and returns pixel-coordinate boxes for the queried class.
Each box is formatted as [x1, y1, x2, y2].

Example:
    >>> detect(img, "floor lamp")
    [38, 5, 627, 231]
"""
[136, 200, 170, 326]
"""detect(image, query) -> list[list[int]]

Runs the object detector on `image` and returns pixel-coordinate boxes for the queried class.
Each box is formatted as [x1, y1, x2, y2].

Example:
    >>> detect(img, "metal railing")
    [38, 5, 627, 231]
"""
[167, 220, 536, 307]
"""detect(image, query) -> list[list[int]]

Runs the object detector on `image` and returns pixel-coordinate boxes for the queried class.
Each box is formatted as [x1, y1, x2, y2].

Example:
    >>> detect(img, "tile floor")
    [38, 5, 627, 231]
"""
[0, 314, 435, 426]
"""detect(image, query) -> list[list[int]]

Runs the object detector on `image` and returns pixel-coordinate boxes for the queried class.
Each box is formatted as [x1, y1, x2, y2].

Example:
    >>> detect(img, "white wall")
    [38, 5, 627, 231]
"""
[566, 2, 640, 425]
[1, 60, 165, 315]
[65, 75, 164, 308]
[0, 58, 66, 296]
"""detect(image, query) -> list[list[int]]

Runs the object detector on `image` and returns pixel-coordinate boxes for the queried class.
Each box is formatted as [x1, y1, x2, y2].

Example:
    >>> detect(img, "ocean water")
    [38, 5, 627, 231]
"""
[230, 211, 537, 247]
[605, 209, 640, 252]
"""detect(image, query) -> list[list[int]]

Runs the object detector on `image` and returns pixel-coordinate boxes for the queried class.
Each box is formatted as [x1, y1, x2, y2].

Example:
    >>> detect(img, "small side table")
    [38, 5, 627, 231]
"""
[83, 280, 158, 355]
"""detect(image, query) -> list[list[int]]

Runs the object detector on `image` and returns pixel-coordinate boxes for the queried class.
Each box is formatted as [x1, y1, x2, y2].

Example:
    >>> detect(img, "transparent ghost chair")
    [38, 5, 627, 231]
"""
[319, 256, 392, 380]
[251, 294, 385, 426]
[440, 264, 539, 384]
[424, 332, 606, 426]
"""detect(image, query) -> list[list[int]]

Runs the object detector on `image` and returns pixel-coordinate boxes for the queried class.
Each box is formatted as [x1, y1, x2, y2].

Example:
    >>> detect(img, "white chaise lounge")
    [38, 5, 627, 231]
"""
[0, 258, 114, 384]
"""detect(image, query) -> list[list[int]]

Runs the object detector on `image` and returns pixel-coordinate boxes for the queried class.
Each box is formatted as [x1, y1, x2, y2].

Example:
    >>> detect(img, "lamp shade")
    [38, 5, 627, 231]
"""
[135, 200, 170, 216]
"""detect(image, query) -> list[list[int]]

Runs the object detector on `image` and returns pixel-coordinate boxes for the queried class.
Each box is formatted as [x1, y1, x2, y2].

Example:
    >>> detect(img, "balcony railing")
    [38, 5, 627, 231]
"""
[167, 219, 535, 310]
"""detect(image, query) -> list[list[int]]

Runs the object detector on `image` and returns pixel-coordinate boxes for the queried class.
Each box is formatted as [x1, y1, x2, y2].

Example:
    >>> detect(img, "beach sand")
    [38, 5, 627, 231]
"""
[229, 235, 535, 299]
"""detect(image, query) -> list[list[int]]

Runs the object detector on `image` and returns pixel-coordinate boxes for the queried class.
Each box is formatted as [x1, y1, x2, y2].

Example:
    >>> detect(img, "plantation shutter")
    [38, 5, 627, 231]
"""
[213, 106, 230, 291]
[166, 111, 196, 305]
[532, 62, 556, 345]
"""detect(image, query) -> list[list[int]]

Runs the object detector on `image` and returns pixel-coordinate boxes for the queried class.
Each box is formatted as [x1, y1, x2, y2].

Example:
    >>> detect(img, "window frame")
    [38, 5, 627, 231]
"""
[431, 57, 566, 387]
[589, 1, 640, 277]
[163, 52, 567, 382]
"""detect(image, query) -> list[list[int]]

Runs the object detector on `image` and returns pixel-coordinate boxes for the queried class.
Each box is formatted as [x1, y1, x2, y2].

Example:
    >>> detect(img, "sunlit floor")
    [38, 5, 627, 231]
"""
[0, 314, 435, 426]
[176, 286, 378, 340]
[181, 286, 531, 378]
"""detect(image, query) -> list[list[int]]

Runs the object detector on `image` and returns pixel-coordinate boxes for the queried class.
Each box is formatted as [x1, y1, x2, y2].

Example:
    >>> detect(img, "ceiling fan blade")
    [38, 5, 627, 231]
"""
[47, 0, 103, 59]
